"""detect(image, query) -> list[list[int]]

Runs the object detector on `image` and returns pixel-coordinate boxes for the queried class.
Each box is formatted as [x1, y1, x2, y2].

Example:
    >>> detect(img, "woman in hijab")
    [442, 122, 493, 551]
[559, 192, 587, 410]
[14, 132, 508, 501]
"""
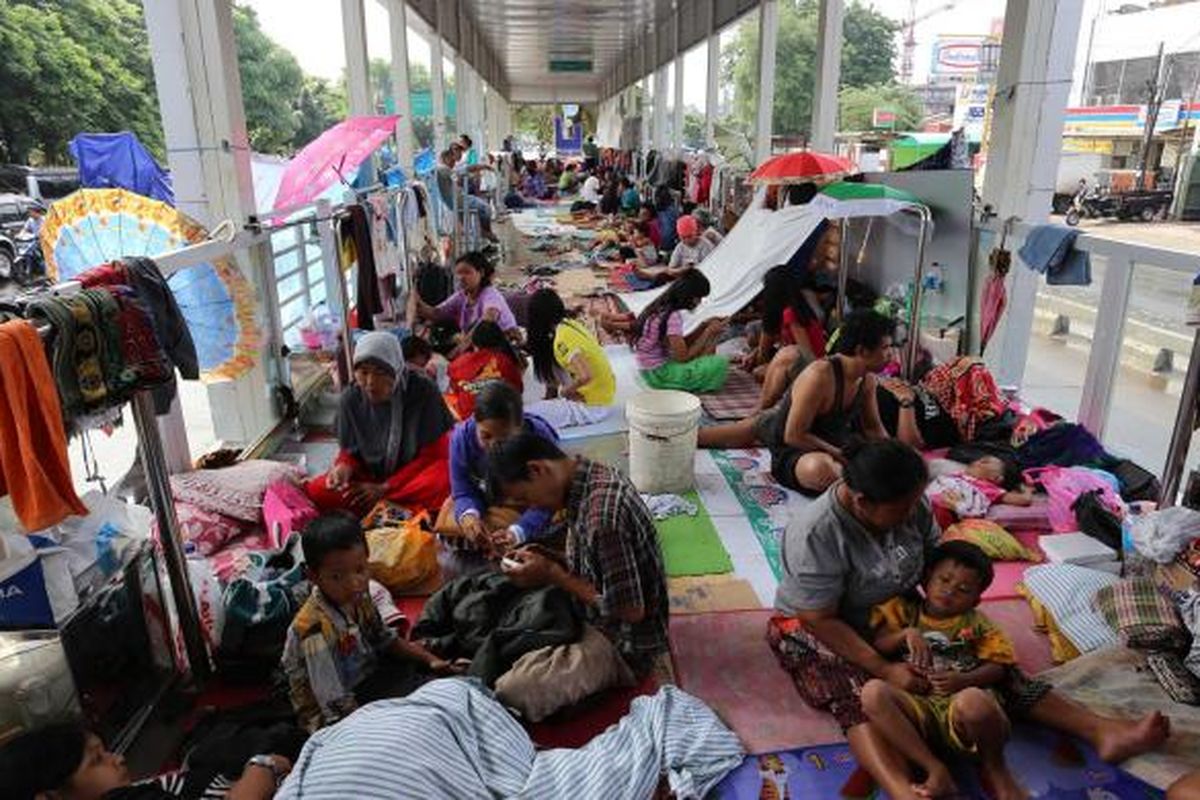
[305, 332, 456, 515]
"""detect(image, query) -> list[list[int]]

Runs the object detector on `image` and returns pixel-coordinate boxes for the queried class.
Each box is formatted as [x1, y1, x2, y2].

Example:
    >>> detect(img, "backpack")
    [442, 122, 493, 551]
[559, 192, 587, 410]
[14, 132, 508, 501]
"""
[1024, 466, 1126, 532]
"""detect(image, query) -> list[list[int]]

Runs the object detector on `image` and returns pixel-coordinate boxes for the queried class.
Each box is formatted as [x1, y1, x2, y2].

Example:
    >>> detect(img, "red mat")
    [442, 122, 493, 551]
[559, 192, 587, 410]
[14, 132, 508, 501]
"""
[978, 597, 1056, 676]
[980, 531, 1043, 602]
[525, 676, 658, 749]
[671, 610, 845, 753]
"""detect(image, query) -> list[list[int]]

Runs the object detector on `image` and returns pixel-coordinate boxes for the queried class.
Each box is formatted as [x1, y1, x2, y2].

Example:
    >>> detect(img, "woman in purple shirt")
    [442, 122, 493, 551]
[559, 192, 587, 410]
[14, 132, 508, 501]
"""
[437, 381, 559, 555]
[413, 252, 517, 346]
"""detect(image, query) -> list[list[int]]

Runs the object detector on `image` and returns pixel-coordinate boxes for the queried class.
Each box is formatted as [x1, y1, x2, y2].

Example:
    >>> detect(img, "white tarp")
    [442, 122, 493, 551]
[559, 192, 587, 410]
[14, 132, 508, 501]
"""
[618, 193, 826, 334]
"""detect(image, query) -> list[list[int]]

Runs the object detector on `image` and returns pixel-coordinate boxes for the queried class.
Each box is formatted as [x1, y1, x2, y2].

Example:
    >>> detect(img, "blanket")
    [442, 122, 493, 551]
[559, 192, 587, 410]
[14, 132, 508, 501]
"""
[413, 572, 582, 685]
[277, 679, 744, 800]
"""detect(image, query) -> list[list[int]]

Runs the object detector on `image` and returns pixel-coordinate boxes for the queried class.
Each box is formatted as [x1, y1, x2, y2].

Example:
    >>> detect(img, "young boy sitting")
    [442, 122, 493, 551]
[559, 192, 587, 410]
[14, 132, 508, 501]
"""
[860, 541, 1026, 800]
[282, 513, 459, 732]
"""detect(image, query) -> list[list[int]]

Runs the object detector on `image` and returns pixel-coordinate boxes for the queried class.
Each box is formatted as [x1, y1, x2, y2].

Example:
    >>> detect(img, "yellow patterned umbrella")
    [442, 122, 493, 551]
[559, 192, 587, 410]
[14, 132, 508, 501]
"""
[41, 188, 260, 381]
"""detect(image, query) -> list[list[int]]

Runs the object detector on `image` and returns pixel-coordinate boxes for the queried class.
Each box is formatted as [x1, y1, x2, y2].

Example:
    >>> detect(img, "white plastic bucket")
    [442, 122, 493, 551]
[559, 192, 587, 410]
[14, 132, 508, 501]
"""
[626, 390, 702, 494]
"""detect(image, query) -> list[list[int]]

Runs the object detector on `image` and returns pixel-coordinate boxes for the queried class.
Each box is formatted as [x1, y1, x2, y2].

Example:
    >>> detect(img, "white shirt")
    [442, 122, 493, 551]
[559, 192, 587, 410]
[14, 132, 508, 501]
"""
[580, 176, 602, 204]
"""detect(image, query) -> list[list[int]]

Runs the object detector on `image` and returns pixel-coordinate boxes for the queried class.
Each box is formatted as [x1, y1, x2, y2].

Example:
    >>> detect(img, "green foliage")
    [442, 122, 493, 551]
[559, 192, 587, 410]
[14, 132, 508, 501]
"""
[512, 105, 555, 143]
[838, 84, 924, 132]
[233, 6, 305, 153]
[294, 77, 347, 149]
[0, 0, 163, 164]
[682, 110, 707, 150]
[724, 0, 900, 142]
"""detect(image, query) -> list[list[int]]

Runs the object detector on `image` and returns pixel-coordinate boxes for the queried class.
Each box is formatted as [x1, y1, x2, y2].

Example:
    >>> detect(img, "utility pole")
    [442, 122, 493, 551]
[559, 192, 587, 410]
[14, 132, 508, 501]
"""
[1171, 63, 1200, 219]
[1136, 43, 1166, 190]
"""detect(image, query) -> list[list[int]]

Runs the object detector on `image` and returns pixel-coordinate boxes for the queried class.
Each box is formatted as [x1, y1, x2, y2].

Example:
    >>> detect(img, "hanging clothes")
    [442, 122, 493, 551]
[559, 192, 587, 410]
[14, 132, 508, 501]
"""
[0, 320, 89, 531]
[338, 205, 383, 331]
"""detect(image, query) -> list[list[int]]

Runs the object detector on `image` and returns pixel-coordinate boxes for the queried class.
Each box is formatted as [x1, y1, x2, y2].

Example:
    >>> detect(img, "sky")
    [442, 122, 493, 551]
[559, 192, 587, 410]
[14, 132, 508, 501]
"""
[243, 0, 1011, 109]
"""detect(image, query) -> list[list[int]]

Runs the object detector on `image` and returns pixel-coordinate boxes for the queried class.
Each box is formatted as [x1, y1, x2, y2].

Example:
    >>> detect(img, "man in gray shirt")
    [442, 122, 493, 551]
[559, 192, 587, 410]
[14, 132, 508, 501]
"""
[775, 477, 939, 636]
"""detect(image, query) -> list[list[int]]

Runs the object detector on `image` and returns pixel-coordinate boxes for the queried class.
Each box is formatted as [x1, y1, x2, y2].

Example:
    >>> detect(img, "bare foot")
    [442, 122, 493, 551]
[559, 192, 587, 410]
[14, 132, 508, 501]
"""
[913, 764, 958, 799]
[982, 764, 1029, 800]
[1096, 712, 1171, 763]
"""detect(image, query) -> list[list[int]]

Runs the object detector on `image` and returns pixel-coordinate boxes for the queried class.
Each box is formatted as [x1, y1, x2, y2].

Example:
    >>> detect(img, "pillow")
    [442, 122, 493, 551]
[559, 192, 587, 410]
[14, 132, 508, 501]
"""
[169, 501, 250, 557]
[1023, 564, 1120, 654]
[942, 519, 1042, 562]
[1092, 578, 1190, 653]
[170, 460, 304, 523]
[987, 498, 1054, 532]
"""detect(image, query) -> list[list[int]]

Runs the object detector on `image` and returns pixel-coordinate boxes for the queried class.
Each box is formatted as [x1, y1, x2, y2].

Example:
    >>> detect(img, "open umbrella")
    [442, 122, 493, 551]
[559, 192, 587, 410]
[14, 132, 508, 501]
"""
[41, 188, 260, 381]
[748, 150, 855, 185]
[273, 115, 399, 213]
[809, 182, 924, 218]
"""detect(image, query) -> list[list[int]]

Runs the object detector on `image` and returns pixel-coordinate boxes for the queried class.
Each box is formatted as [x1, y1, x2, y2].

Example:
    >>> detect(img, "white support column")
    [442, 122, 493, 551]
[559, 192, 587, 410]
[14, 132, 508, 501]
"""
[455, 55, 468, 137]
[430, 32, 447, 153]
[387, 0, 414, 169]
[705, 32, 720, 147]
[342, 0, 371, 115]
[810, 0, 844, 152]
[653, 66, 670, 151]
[1077, 256, 1134, 436]
[143, 0, 274, 451]
[672, 13, 684, 153]
[755, 0, 779, 163]
[980, 0, 1085, 388]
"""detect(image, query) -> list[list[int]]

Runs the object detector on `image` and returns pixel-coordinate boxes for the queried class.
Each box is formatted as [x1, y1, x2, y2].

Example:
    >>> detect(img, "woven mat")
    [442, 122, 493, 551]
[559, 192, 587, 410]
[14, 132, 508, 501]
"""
[699, 368, 760, 421]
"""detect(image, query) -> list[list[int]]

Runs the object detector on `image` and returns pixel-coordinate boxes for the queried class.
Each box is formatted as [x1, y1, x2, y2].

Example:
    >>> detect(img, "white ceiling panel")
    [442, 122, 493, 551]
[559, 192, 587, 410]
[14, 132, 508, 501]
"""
[461, 0, 661, 96]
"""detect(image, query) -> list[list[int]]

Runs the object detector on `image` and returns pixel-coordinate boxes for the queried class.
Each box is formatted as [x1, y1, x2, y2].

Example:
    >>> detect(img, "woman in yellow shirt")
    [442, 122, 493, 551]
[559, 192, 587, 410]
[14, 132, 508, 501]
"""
[526, 288, 616, 409]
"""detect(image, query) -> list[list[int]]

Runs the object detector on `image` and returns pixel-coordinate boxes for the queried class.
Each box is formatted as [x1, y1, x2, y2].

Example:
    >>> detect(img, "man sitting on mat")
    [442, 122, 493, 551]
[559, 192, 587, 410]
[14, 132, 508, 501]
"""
[484, 433, 669, 720]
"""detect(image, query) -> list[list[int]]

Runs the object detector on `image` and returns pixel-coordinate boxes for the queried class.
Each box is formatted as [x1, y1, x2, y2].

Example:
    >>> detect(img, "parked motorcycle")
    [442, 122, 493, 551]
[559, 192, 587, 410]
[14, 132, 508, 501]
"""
[11, 234, 45, 285]
[1064, 182, 1115, 226]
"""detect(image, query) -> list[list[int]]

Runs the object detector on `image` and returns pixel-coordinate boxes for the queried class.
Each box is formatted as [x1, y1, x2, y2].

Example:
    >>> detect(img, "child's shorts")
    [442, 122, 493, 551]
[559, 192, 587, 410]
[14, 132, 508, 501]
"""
[897, 688, 1006, 756]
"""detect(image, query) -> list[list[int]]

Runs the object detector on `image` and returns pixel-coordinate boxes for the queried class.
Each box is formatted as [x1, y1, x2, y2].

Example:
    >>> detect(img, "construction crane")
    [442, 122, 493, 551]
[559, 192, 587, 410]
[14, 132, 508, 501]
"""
[900, 0, 961, 85]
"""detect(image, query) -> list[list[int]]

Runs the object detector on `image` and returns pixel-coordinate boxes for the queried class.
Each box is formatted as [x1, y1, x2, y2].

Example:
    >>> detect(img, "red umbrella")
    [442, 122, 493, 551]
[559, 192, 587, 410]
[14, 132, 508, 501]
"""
[273, 115, 399, 213]
[748, 150, 855, 185]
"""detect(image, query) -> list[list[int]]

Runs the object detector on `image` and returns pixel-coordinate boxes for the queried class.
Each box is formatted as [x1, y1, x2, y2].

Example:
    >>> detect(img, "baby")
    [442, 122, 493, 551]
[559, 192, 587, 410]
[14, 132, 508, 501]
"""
[926, 455, 1033, 522]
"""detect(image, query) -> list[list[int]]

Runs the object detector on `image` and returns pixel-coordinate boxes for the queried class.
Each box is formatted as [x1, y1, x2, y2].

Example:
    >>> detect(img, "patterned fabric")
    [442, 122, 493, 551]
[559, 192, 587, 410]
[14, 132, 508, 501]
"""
[919, 356, 1005, 441]
[1023, 564, 1120, 654]
[170, 460, 305, 523]
[926, 474, 1004, 519]
[635, 309, 682, 370]
[169, 501, 250, 556]
[276, 679, 743, 800]
[767, 615, 873, 731]
[699, 367, 761, 421]
[870, 596, 1016, 670]
[1092, 578, 1190, 653]
[565, 458, 670, 671]
[281, 586, 398, 732]
[942, 519, 1042, 562]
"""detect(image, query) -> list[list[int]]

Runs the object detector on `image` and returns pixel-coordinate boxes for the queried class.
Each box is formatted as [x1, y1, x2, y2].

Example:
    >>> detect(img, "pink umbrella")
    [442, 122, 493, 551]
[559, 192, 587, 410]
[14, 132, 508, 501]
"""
[980, 271, 1007, 354]
[273, 115, 399, 212]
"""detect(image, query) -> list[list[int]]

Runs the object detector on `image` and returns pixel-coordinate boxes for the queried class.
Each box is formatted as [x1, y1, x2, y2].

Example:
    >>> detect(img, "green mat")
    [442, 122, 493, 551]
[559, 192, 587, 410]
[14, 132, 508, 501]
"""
[654, 492, 734, 577]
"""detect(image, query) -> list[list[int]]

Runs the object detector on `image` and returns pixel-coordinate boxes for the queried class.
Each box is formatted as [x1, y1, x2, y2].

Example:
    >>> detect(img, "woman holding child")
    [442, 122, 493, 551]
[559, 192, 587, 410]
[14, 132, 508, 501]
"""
[773, 439, 1170, 800]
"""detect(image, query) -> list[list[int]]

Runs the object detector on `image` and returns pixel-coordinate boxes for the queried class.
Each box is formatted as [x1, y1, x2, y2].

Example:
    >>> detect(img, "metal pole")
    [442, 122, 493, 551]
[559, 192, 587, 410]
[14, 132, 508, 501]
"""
[131, 391, 209, 681]
[1160, 327, 1200, 506]
[904, 208, 931, 379]
[836, 218, 850, 324]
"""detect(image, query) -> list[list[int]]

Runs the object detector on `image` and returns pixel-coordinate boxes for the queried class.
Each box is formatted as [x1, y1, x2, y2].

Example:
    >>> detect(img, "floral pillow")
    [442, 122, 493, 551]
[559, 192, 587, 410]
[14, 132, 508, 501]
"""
[942, 519, 1042, 562]
[166, 501, 250, 557]
[170, 459, 304, 523]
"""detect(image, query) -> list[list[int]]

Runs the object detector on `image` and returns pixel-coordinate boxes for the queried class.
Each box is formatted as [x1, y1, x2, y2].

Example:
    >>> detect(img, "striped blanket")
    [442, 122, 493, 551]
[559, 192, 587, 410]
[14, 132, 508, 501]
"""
[277, 678, 744, 799]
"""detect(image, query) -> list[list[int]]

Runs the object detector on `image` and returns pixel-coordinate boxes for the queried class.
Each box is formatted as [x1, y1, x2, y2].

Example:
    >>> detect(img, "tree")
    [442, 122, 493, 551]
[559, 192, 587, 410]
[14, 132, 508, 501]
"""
[232, 6, 305, 154]
[0, 0, 163, 164]
[294, 77, 346, 149]
[838, 84, 924, 132]
[512, 105, 555, 144]
[682, 110, 707, 150]
[724, 0, 900, 141]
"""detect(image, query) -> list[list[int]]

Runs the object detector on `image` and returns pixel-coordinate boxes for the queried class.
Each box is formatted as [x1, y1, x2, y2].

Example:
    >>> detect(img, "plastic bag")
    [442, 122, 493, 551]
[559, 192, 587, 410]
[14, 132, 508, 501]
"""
[1024, 466, 1126, 532]
[53, 491, 152, 579]
[186, 548, 226, 650]
[0, 533, 77, 625]
[1130, 506, 1200, 564]
[365, 513, 440, 594]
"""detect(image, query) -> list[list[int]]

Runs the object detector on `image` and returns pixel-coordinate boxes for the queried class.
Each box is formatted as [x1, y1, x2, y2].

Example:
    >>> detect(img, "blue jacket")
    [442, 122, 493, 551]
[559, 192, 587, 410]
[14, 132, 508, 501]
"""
[449, 414, 559, 542]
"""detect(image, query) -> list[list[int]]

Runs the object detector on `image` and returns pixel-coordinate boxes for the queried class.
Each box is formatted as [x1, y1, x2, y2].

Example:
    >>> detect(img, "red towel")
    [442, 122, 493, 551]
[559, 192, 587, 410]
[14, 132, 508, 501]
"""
[0, 320, 88, 531]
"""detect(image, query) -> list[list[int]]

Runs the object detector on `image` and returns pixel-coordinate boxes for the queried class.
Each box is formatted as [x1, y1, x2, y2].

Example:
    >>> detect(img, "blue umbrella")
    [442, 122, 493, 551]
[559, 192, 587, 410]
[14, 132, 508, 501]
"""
[41, 188, 260, 381]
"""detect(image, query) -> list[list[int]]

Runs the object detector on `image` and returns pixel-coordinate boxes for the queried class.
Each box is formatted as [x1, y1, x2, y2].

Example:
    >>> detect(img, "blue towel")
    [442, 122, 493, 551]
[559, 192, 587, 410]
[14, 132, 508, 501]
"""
[1018, 223, 1091, 285]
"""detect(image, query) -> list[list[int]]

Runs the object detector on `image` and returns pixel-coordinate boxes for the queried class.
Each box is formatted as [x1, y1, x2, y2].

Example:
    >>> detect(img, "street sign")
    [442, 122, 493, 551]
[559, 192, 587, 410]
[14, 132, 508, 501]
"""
[872, 108, 896, 129]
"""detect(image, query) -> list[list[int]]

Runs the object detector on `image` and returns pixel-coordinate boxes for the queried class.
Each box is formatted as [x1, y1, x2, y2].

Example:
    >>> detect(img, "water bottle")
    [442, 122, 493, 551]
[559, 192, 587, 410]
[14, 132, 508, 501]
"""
[923, 262, 944, 294]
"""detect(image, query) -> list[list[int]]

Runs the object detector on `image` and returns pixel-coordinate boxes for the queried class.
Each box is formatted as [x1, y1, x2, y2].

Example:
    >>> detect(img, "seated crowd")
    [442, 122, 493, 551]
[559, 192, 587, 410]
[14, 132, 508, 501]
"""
[5, 163, 1198, 800]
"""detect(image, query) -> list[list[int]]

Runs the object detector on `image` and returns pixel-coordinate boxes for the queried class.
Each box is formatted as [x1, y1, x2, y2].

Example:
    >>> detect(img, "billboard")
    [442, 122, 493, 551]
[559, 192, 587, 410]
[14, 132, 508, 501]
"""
[931, 35, 987, 77]
[952, 84, 990, 138]
[872, 108, 896, 129]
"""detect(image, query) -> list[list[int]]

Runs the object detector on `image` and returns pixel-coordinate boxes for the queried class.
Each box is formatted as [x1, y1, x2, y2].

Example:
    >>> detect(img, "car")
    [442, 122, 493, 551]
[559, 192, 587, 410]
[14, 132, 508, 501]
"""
[0, 231, 16, 281]
[0, 192, 41, 238]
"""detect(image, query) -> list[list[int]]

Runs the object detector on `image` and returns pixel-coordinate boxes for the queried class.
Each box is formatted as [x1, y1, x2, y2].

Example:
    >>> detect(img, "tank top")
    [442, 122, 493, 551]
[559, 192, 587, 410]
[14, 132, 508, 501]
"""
[769, 356, 865, 453]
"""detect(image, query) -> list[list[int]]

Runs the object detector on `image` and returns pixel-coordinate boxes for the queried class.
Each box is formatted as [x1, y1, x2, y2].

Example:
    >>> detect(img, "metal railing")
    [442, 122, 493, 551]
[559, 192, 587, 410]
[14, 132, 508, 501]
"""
[977, 218, 1199, 499]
